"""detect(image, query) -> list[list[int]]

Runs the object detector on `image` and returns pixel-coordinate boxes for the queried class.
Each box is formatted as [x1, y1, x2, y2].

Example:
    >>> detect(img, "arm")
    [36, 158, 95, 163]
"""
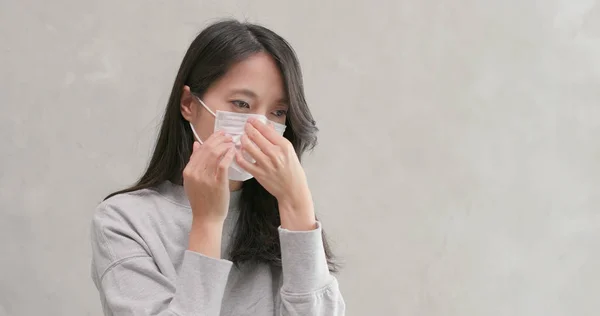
[237, 119, 345, 314]
[91, 204, 231, 316]
[278, 222, 346, 316]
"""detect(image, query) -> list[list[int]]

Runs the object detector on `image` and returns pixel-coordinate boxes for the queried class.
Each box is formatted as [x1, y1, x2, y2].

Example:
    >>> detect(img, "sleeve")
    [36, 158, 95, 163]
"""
[90, 203, 232, 316]
[278, 221, 346, 316]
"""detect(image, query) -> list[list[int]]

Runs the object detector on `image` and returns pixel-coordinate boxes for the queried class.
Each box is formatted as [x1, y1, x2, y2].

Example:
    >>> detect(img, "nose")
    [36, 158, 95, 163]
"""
[250, 109, 270, 117]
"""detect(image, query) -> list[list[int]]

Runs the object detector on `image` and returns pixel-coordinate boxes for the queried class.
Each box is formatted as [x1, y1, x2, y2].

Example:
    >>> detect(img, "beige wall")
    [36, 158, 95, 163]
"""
[1, 0, 599, 315]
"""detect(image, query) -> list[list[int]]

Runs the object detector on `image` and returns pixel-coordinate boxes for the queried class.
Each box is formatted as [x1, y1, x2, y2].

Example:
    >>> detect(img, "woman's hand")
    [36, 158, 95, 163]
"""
[237, 118, 317, 231]
[183, 131, 235, 222]
[183, 131, 235, 258]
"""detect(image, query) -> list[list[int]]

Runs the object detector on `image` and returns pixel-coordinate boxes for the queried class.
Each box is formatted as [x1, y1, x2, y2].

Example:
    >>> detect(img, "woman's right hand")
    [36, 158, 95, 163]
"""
[183, 131, 235, 223]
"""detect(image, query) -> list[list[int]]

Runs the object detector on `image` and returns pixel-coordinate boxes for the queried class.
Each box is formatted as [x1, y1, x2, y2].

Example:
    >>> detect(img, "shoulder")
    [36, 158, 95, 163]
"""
[90, 185, 181, 261]
[91, 184, 187, 278]
[91, 181, 190, 248]
[92, 181, 189, 229]
[93, 186, 161, 227]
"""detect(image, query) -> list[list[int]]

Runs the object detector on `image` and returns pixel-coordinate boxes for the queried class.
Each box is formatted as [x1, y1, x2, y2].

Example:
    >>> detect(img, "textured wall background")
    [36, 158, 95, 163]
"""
[1, 0, 599, 315]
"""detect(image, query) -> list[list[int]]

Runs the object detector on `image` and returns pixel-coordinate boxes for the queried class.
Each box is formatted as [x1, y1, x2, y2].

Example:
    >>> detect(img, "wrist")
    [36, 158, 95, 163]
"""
[191, 216, 224, 232]
[277, 185, 312, 210]
[188, 217, 224, 258]
[279, 211, 317, 231]
[278, 189, 317, 231]
[192, 212, 226, 225]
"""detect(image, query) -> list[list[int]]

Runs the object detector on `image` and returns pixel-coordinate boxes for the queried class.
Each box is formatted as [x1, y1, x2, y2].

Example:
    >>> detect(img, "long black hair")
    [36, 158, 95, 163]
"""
[106, 20, 337, 272]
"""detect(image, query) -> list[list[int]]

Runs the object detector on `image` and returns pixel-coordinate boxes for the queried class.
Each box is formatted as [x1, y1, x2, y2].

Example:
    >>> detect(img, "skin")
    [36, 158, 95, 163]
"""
[180, 52, 317, 259]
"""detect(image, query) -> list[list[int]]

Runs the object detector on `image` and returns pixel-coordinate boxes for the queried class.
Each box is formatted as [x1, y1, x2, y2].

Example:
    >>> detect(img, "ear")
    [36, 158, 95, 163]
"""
[180, 85, 194, 122]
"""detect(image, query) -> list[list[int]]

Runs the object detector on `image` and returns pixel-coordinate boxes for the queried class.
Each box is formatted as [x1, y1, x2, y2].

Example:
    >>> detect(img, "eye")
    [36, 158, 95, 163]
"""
[272, 109, 288, 117]
[231, 100, 250, 109]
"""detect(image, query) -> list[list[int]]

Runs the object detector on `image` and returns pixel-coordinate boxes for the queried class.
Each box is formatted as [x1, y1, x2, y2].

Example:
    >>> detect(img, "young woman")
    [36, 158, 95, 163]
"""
[90, 20, 345, 315]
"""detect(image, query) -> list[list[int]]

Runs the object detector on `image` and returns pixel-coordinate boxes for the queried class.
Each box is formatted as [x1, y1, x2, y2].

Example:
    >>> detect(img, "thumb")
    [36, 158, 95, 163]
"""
[216, 147, 236, 182]
[192, 141, 201, 153]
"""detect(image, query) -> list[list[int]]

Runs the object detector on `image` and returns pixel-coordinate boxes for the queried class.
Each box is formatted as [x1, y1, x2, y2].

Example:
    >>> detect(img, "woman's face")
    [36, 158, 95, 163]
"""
[180, 52, 289, 143]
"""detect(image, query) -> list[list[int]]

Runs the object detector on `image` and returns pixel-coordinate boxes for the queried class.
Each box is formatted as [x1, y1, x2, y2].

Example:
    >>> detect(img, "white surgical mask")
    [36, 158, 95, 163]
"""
[189, 96, 286, 181]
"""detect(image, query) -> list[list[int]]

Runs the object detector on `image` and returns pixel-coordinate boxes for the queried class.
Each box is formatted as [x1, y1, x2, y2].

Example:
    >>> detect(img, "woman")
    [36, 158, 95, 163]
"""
[90, 19, 345, 315]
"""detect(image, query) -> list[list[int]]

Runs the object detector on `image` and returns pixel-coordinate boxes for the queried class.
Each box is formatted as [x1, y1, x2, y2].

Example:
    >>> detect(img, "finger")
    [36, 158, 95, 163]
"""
[240, 133, 268, 165]
[248, 118, 283, 145]
[183, 141, 204, 181]
[187, 141, 202, 167]
[201, 134, 233, 158]
[216, 147, 236, 182]
[235, 150, 260, 176]
[245, 121, 276, 153]
[208, 142, 235, 172]
[203, 131, 230, 147]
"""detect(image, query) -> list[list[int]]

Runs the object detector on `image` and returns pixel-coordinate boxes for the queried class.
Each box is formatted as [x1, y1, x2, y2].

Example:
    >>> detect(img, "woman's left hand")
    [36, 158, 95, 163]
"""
[236, 118, 317, 231]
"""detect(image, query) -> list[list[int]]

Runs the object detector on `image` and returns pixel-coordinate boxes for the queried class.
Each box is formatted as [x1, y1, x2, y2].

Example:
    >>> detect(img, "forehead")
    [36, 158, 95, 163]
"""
[210, 52, 286, 101]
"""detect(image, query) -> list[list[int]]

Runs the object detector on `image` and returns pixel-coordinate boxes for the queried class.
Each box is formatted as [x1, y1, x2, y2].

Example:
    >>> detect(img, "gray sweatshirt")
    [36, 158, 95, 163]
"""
[90, 181, 345, 315]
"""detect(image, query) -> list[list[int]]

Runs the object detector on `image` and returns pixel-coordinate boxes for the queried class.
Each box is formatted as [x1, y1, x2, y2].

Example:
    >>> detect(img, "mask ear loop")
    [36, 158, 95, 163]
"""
[189, 122, 203, 145]
[189, 95, 217, 145]
[195, 96, 216, 117]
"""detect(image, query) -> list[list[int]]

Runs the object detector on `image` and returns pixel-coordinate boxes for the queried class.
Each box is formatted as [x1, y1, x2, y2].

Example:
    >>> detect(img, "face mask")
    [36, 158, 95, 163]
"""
[189, 96, 287, 181]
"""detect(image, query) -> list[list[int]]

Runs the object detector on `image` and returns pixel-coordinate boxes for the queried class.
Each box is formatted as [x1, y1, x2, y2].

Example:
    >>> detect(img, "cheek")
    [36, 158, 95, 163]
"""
[193, 111, 216, 139]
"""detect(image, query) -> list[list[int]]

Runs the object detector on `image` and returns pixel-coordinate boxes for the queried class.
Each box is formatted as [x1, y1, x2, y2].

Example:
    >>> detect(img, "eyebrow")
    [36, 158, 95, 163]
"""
[230, 89, 258, 99]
